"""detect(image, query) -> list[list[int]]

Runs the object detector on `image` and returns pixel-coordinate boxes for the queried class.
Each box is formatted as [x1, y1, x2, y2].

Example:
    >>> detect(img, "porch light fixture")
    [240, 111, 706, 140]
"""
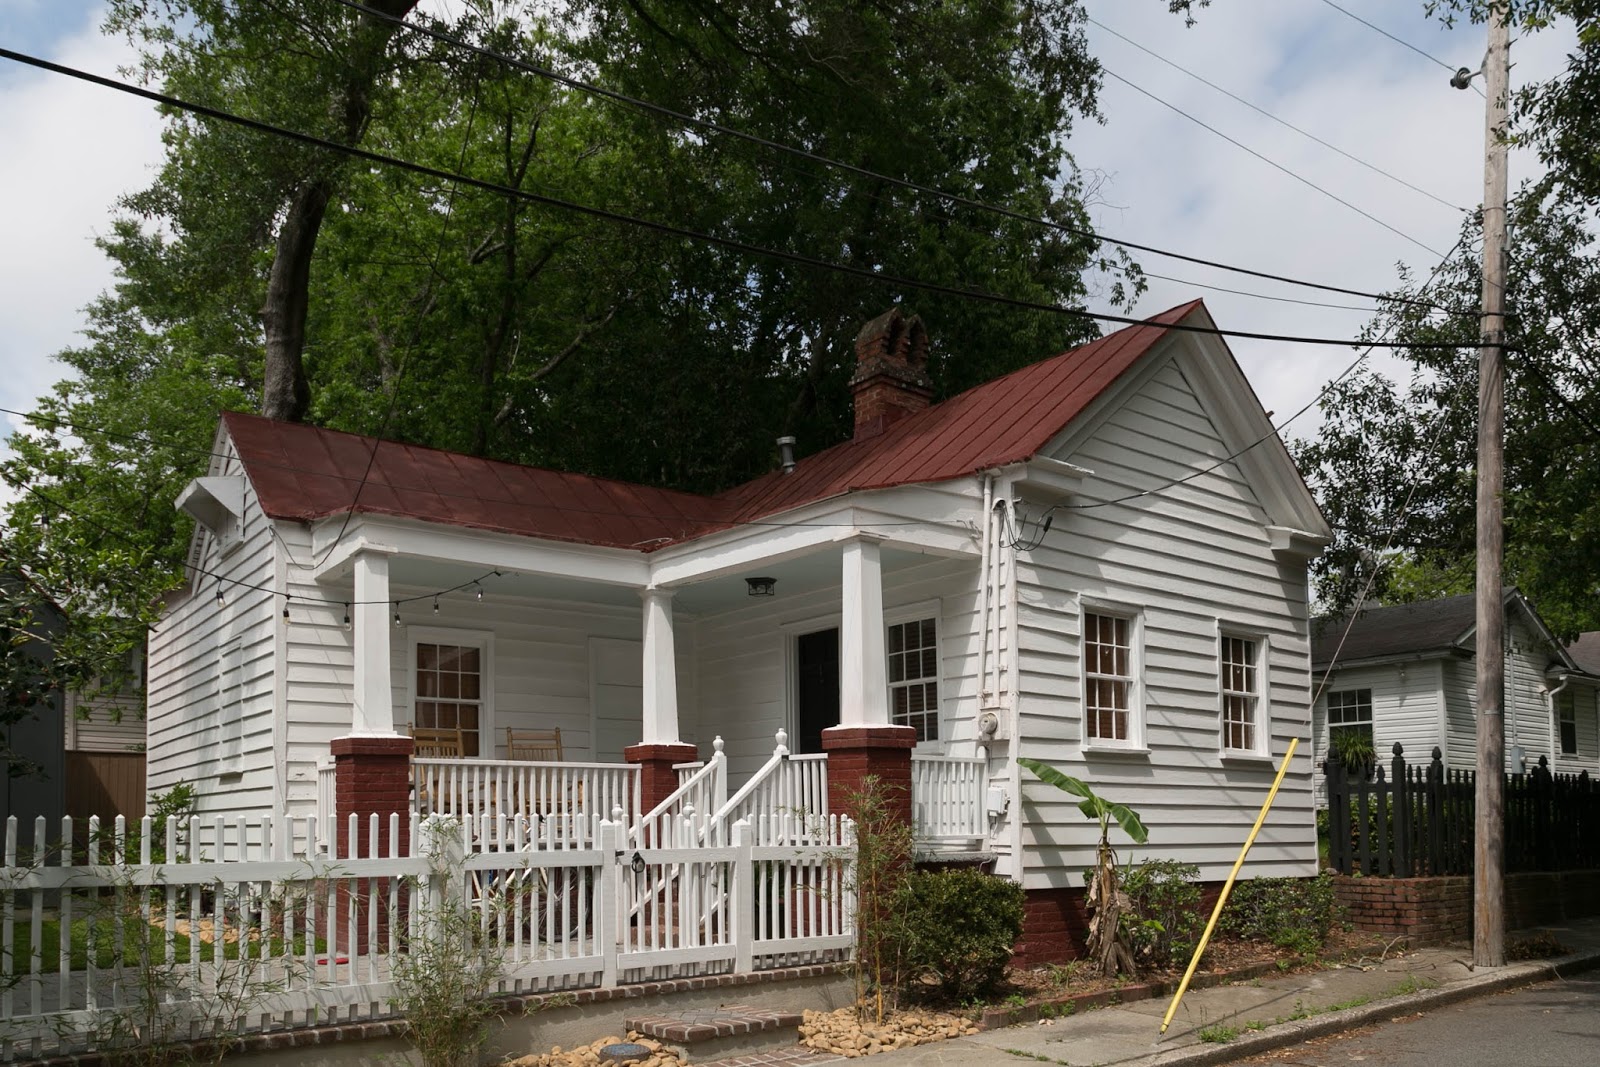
[746, 576, 777, 597]
[630, 851, 647, 875]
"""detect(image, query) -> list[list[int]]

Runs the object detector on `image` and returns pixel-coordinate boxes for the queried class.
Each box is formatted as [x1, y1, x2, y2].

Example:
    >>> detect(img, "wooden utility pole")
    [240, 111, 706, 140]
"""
[1473, 2, 1511, 972]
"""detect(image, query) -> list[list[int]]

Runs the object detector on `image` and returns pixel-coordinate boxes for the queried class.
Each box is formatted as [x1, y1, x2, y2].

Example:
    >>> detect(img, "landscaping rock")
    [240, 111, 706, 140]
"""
[508, 1031, 687, 1067]
[798, 1007, 980, 1058]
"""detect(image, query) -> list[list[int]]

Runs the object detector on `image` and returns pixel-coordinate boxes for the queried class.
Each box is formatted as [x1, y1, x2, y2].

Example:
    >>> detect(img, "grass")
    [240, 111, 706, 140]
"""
[3, 917, 324, 974]
[1197, 1023, 1238, 1043]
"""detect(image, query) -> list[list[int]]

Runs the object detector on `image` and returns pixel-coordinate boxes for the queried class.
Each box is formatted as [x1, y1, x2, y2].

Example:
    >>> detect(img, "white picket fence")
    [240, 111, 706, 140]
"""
[0, 809, 852, 1061]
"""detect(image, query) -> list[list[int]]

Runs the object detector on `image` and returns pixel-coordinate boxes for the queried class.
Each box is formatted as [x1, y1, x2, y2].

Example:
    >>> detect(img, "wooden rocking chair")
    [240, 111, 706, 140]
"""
[506, 726, 563, 762]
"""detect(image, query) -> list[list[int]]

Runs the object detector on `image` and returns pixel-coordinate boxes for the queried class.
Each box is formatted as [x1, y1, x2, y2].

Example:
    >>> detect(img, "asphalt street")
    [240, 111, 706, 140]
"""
[1243, 971, 1600, 1067]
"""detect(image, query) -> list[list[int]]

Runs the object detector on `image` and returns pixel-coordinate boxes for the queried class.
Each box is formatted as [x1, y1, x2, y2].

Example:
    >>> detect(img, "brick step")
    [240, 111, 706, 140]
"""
[625, 1006, 805, 1061]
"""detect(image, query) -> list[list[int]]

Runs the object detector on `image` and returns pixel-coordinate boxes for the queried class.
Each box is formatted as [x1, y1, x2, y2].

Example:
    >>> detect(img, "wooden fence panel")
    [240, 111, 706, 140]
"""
[63, 751, 145, 822]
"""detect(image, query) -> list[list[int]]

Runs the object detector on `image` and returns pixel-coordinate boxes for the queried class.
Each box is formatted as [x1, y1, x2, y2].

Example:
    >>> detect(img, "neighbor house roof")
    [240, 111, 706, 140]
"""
[223, 301, 1199, 552]
[1566, 632, 1600, 676]
[1312, 589, 1582, 674]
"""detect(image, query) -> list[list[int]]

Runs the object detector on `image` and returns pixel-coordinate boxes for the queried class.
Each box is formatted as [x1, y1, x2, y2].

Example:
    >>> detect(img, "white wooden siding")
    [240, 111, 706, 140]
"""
[64, 691, 145, 752]
[1015, 356, 1316, 887]
[146, 441, 278, 817]
[1553, 681, 1600, 776]
[1310, 660, 1445, 806]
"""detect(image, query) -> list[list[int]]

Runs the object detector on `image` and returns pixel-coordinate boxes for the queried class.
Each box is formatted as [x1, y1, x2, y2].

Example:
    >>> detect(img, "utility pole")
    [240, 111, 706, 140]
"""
[1472, 3, 1511, 972]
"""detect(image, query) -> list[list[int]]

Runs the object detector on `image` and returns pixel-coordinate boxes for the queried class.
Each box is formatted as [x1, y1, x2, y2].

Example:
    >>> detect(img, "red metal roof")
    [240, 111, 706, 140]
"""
[225, 301, 1199, 552]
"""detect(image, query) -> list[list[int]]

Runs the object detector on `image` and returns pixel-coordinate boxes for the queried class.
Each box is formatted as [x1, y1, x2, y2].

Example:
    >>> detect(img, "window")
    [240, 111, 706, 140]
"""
[413, 638, 488, 756]
[1083, 611, 1137, 744]
[1557, 691, 1578, 756]
[1220, 635, 1262, 752]
[887, 617, 939, 742]
[1327, 688, 1373, 749]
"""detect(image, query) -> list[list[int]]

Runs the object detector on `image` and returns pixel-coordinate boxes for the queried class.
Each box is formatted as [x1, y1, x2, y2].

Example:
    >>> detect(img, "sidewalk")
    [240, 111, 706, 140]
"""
[860, 919, 1600, 1067]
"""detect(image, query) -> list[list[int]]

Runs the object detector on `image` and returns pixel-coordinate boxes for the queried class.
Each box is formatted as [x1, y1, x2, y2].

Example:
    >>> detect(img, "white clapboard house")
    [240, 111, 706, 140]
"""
[1311, 591, 1600, 804]
[147, 300, 1331, 909]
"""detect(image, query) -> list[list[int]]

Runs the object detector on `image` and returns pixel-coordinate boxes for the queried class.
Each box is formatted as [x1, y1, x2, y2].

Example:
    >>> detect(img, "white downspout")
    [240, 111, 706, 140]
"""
[977, 474, 993, 706]
[1003, 497, 1021, 707]
[1545, 672, 1571, 764]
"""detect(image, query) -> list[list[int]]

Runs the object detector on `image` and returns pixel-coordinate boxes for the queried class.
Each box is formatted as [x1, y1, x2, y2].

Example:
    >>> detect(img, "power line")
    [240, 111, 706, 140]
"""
[0, 46, 1480, 351]
[1101, 66, 1446, 258]
[1316, 0, 1482, 95]
[320, 0, 1454, 314]
[1087, 16, 1466, 212]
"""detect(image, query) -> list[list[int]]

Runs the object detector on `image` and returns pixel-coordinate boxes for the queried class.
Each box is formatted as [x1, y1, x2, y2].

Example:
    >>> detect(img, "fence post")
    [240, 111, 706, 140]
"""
[1391, 744, 1411, 876]
[598, 818, 621, 988]
[1324, 760, 1347, 874]
[733, 818, 755, 974]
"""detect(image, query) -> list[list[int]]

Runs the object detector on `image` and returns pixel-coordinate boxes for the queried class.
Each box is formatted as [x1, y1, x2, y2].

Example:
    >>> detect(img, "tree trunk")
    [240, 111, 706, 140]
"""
[257, 0, 421, 423]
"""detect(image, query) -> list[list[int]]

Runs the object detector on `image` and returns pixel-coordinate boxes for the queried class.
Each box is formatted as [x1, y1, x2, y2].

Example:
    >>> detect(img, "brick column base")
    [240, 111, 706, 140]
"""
[625, 742, 699, 817]
[331, 735, 414, 952]
[821, 725, 916, 826]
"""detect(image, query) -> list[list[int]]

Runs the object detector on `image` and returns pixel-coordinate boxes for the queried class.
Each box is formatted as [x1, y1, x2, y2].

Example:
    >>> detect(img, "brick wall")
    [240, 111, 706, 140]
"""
[1014, 883, 1227, 968]
[1335, 869, 1600, 942]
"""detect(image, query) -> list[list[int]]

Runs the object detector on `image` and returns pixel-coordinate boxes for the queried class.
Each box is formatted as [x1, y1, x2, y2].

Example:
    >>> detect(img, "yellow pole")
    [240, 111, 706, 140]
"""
[1158, 737, 1298, 1035]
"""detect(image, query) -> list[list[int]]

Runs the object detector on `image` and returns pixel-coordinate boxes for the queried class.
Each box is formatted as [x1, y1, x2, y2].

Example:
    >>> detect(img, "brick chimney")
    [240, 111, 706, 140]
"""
[849, 307, 933, 438]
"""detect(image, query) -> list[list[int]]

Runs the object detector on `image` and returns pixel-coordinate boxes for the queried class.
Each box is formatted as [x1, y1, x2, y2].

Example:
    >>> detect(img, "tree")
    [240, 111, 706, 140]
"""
[1292, 188, 1600, 636]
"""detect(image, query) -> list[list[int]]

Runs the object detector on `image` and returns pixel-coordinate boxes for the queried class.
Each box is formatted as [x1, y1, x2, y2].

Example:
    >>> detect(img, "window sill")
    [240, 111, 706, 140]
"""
[1219, 750, 1276, 766]
[1080, 743, 1150, 759]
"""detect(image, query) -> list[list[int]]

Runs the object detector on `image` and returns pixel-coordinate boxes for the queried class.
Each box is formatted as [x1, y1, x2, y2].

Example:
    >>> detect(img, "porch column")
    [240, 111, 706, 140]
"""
[824, 536, 915, 827]
[333, 549, 411, 948]
[626, 588, 696, 817]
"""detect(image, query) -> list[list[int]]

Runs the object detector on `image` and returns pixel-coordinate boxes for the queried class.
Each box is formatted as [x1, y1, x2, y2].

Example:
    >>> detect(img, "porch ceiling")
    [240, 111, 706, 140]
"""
[371, 547, 942, 615]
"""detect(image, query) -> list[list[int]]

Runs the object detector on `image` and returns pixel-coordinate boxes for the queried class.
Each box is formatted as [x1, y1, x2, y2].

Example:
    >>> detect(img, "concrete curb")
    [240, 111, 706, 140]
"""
[1129, 948, 1600, 1067]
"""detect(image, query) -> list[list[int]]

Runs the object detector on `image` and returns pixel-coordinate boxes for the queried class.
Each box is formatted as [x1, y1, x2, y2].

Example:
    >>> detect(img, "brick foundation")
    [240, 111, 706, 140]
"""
[626, 742, 699, 819]
[821, 725, 916, 825]
[1336, 869, 1600, 943]
[1015, 882, 1228, 968]
[331, 735, 414, 950]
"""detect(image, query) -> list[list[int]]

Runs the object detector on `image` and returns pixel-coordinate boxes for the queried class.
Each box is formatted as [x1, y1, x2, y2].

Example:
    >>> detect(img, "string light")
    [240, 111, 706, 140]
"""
[215, 580, 225, 608]
[394, 602, 402, 626]
[475, 583, 483, 603]
[343, 603, 352, 631]
[432, 594, 440, 615]
[282, 596, 291, 622]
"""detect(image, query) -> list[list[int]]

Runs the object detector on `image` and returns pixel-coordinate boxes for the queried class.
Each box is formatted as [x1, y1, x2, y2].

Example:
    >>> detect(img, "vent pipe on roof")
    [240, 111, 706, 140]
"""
[777, 435, 797, 474]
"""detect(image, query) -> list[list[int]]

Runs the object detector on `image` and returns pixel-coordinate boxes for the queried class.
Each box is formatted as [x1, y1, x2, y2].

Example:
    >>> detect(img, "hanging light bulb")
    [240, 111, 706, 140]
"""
[281, 597, 291, 623]
[343, 603, 352, 631]
[394, 602, 402, 626]
[215, 580, 226, 608]
[475, 583, 484, 603]
[432, 595, 440, 615]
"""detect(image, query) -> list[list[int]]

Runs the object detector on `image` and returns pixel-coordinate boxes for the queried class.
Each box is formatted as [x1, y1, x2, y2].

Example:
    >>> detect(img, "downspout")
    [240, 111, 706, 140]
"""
[1545, 671, 1571, 764]
[977, 474, 993, 706]
[1003, 496, 1022, 709]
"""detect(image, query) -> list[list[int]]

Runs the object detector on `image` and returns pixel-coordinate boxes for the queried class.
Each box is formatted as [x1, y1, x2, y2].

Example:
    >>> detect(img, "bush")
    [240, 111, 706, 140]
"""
[897, 868, 1024, 1002]
[1221, 872, 1339, 955]
[1121, 858, 1201, 969]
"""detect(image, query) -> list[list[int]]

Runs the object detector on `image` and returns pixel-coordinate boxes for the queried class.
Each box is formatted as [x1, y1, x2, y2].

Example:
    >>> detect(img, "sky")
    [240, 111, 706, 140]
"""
[0, 1, 1578, 507]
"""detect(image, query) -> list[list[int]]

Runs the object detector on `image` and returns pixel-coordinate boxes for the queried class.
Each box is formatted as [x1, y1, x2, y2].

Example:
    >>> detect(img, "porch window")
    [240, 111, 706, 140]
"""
[1327, 688, 1373, 751]
[1558, 690, 1578, 755]
[413, 637, 488, 757]
[887, 617, 939, 742]
[1083, 611, 1138, 745]
[1219, 635, 1263, 752]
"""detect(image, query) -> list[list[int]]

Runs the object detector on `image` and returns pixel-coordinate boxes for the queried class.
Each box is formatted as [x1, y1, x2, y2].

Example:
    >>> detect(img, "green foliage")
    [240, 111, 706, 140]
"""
[1197, 1022, 1238, 1043]
[843, 776, 915, 1023]
[1120, 859, 1201, 969]
[1221, 873, 1339, 956]
[898, 868, 1024, 1003]
[1328, 731, 1376, 776]
[1017, 758, 1148, 845]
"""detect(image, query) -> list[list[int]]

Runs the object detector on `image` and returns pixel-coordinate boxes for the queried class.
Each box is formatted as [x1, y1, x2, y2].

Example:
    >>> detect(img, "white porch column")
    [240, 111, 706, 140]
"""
[839, 537, 888, 727]
[640, 588, 681, 744]
[352, 550, 398, 735]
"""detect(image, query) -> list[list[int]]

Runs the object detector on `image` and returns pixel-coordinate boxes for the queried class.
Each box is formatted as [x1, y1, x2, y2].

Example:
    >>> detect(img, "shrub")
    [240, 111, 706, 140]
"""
[1221, 872, 1339, 955]
[1121, 858, 1201, 969]
[898, 868, 1024, 1002]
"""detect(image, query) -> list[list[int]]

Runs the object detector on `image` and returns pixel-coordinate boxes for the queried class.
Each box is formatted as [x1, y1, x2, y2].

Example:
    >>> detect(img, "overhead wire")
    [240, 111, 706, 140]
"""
[1315, 0, 1485, 96]
[1086, 15, 1466, 213]
[0, 46, 1482, 350]
[319, 0, 1455, 314]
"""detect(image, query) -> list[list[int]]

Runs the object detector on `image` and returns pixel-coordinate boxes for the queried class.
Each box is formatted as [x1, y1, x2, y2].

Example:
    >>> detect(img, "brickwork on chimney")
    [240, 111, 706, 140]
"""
[331, 735, 414, 951]
[849, 307, 933, 438]
[821, 725, 916, 826]
[626, 742, 700, 820]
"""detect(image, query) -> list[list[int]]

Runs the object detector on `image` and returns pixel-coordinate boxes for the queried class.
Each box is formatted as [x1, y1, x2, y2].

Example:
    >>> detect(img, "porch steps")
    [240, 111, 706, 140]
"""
[625, 1005, 806, 1062]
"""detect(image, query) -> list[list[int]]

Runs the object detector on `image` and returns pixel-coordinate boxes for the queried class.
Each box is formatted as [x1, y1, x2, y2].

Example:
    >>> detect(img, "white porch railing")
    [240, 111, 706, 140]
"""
[633, 738, 727, 847]
[0, 809, 852, 1060]
[910, 754, 989, 845]
[412, 759, 642, 842]
[315, 759, 336, 849]
[713, 731, 829, 835]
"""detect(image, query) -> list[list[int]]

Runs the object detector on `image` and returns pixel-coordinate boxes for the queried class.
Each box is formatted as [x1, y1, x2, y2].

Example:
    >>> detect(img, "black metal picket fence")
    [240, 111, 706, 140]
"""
[1324, 743, 1600, 877]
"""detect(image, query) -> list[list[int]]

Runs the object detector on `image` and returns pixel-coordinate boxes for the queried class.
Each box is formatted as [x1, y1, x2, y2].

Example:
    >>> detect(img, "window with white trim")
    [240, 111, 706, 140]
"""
[1557, 690, 1578, 756]
[1327, 688, 1373, 747]
[887, 617, 939, 742]
[413, 637, 489, 757]
[1220, 635, 1263, 752]
[1083, 611, 1138, 744]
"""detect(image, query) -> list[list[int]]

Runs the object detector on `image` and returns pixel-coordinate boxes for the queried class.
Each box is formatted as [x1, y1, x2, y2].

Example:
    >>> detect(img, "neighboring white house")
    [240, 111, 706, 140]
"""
[1310, 591, 1600, 806]
[146, 300, 1331, 897]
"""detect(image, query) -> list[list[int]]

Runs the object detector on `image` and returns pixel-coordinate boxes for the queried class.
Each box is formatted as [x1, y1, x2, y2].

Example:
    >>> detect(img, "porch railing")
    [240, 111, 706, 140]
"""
[315, 759, 336, 849]
[712, 730, 829, 839]
[911, 754, 988, 846]
[633, 738, 727, 847]
[412, 758, 642, 842]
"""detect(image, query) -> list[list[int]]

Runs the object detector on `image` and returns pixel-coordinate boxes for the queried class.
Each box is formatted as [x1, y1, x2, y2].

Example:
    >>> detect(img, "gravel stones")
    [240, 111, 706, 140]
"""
[798, 1007, 980, 1058]
[507, 1033, 683, 1067]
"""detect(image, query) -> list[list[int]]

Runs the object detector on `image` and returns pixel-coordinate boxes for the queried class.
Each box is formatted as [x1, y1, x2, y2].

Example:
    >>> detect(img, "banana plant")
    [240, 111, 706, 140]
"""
[1018, 757, 1148, 977]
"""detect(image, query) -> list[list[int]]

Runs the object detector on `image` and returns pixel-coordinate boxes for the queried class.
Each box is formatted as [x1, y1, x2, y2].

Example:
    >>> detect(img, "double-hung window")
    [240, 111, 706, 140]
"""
[1083, 610, 1138, 745]
[1327, 688, 1373, 748]
[1557, 690, 1578, 756]
[887, 617, 939, 743]
[411, 629, 492, 757]
[1220, 635, 1264, 753]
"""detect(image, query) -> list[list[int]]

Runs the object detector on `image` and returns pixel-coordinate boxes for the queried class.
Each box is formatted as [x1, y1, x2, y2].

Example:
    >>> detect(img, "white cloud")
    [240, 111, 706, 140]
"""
[0, 4, 164, 502]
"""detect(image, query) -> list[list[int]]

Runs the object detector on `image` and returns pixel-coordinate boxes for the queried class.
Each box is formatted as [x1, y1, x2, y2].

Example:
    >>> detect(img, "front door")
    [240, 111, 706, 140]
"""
[795, 628, 840, 755]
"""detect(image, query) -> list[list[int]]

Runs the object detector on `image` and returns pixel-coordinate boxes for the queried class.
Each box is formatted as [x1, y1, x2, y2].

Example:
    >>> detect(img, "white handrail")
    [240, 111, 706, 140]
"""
[911, 753, 988, 843]
[633, 737, 725, 846]
[710, 730, 830, 840]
